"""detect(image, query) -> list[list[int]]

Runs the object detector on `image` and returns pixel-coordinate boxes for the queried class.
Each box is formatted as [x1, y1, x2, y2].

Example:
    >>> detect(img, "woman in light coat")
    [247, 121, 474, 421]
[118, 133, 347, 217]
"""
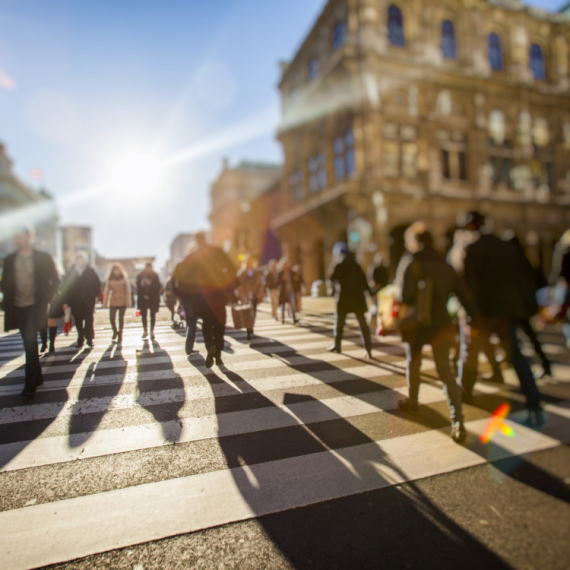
[103, 263, 131, 343]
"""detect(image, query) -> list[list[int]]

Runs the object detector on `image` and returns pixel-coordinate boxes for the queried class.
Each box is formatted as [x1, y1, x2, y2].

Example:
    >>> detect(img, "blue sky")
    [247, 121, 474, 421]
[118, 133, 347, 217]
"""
[0, 0, 564, 267]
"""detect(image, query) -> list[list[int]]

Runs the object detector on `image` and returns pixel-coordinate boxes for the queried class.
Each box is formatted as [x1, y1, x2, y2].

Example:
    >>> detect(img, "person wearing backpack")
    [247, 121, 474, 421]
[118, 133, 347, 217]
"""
[394, 222, 474, 443]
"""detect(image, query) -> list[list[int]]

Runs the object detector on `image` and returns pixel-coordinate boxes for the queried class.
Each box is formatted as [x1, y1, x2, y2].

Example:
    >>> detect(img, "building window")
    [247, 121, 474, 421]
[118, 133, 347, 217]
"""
[309, 153, 327, 192]
[308, 58, 319, 80]
[289, 171, 305, 201]
[333, 21, 346, 51]
[488, 33, 503, 71]
[530, 43, 546, 81]
[489, 139, 514, 187]
[388, 5, 405, 47]
[441, 20, 457, 59]
[439, 131, 468, 181]
[334, 129, 356, 181]
[382, 124, 418, 179]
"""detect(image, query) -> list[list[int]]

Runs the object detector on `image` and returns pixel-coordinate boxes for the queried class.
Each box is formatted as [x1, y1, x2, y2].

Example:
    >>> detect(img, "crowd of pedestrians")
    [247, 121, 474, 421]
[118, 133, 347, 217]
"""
[2, 211, 565, 443]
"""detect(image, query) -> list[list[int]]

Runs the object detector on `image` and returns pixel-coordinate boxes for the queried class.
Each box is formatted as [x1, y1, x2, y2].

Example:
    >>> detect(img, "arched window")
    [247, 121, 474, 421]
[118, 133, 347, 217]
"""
[441, 20, 457, 59]
[488, 33, 503, 71]
[530, 44, 546, 80]
[388, 5, 405, 47]
[333, 21, 346, 51]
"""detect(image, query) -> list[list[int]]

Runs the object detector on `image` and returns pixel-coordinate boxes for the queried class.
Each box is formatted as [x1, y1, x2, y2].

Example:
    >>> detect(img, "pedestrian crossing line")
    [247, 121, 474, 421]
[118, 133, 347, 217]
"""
[0, 362, 404, 425]
[0, 383, 475, 473]
[1, 404, 568, 570]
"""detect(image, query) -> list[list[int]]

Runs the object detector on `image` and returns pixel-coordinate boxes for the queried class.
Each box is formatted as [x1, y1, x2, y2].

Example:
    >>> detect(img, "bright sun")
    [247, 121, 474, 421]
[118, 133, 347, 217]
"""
[108, 150, 163, 194]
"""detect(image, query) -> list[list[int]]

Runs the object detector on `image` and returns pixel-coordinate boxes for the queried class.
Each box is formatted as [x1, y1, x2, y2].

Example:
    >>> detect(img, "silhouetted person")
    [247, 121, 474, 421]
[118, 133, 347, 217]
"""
[173, 232, 236, 368]
[394, 222, 472, 443]
[103, 263, 131, 344]
[550, 229, 570, 347]
[1, 226, 59, 397]
[328, 242, 373, 359]
[136, 262, 161, 340]
[236, 255, 264, 340]
[277, 258, 299, 324]
[368, 252, 389, 293]
[456, 211, 543, 425]
[264, 259, 280, 321]
[61, 253, 101, 349]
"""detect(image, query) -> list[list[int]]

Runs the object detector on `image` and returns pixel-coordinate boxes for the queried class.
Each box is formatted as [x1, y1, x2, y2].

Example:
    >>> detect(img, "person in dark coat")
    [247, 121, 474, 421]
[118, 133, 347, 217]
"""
[457, 211, 543, 425]
[328, 243, 373, 358]
[264, 259, 280, 320]
[236, 256, 265, 340]
[61, 253, 101, 349]
[277, 258, 299, 324]
[368, 253, 389, 293]
[394, 222, 474, 443]
[136, 262, 161, 340]
[173, 232, 236, 368]
[1, 226, 59, 397]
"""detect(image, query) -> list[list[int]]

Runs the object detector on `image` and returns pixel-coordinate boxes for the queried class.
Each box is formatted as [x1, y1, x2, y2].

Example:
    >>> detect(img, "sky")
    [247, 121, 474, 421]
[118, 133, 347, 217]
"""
[0, 0, 564, 268]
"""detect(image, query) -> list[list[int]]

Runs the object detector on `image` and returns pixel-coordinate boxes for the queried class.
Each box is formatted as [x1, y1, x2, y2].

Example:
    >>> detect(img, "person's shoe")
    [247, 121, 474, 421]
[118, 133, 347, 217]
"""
[293, 318, 299, 324]
[75, 340, 84, 349]
[36, 373, 44, 387]
[398, 398, 420, 414]
[525, 408, 545, 428]
[86, 340, 94, 349]
[363, 350, 373, 359]
[117, 333, 123, 344]
[186, 350, 200, 360]
[205, 349, 215, 369]
[40, 343, 47, 353]
[112, 331, 118, 343]
[327, 346, 341, 354]
[539, 363, 552, 379]
[246, 331, 252, 341]
[451, 421, 467, 443]
[48, 343, 55, 353]
[150, 331, 155, 340]
[215, 354, 224, 367]
[142, 331, 148, 339]
[21, 384, 36, 398]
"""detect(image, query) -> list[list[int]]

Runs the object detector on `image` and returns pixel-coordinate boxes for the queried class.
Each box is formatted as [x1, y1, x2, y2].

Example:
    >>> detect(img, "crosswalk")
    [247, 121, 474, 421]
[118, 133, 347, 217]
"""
[0, 306, 569, 569]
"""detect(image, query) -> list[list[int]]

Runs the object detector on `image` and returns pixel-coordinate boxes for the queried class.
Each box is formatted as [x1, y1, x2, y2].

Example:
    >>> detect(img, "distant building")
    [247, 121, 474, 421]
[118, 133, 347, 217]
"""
[0, 143, 58, 266]
[95, 254, 156, 285]
[60, 225, 93, 271]
[209, 158, 281, 263]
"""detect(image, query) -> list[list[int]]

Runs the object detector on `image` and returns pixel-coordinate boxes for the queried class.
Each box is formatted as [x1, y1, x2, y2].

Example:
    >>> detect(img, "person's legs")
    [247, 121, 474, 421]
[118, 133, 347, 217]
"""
[16, 306, 42, 394]
[403, 339, 423, 405]
[332, 307, 347, 351]
[75, 315, 85, 346]
[150, 310, 156, 337]
[481, 330, 504, 382]
[459, 322, 484, 400]
[84, 310, 95, 345]
[39, 325, 47, 352]
[110, 307, 118, 337]
[141, 307, 148, 337]
[520, 319, 551, 374]
[182, 300, 198, 355]
[289, 292, 297, 321]
[48, 325, 57, 352]
[117, 307, 126, 341]
[356, 310, 372, 355]
[270, 289, 279, 320]
[432, 333, 463, 424]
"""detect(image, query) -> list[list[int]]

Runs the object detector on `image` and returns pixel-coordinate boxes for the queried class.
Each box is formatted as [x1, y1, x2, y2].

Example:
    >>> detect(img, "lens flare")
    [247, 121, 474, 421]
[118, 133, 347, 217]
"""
[480, 403, 516, 444]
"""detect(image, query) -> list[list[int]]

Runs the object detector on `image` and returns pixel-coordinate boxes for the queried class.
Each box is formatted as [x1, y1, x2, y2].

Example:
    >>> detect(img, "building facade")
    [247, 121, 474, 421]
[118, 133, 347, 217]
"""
[0, 143, 59, 266]
[209, 159, 281, 263]
[60, 225, 93, 272]
[166, 232, 199, 276]
[273, 0, 570, 286]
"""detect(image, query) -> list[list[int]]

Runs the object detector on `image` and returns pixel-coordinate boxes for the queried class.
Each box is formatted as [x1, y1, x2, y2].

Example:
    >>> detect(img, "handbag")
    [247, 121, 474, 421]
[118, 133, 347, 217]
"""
[232, 302, 254, 330]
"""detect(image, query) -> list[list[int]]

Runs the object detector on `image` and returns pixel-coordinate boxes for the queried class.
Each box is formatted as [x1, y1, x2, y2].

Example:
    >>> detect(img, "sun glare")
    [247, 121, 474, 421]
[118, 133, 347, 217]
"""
[107, 150, 163, 194]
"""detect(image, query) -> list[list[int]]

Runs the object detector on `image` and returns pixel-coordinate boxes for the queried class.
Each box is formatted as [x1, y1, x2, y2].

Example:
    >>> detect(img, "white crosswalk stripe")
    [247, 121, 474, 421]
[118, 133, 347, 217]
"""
[0, 307, 568, 570]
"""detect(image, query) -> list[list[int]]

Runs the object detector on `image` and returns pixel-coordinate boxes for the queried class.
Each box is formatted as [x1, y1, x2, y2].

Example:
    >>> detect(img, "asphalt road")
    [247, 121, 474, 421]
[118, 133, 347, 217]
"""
[0, 304, 568, 570]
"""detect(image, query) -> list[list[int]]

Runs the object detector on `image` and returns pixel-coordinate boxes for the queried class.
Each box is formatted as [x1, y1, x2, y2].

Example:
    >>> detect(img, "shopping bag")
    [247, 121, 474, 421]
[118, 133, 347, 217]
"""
[232, 302, 254, 330]
[63, 307, 73, 336]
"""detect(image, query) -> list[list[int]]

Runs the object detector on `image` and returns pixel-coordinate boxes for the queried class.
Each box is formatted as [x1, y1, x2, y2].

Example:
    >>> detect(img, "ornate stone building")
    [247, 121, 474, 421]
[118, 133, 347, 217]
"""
[209, 159, 281, 264]
[273, 0, 570, 286]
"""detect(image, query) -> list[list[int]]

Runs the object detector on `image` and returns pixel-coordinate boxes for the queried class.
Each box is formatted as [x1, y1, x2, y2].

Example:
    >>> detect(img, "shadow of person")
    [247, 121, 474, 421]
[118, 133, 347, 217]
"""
[0, 348, 92, 470]
[135, 339, 185, 443]
[68, 343, 127, 448]
[190, 362, 511, 569]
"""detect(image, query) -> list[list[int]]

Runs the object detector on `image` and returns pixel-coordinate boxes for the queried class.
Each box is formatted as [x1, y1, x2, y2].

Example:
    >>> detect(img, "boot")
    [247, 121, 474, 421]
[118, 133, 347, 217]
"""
[48, 327, 57, 353]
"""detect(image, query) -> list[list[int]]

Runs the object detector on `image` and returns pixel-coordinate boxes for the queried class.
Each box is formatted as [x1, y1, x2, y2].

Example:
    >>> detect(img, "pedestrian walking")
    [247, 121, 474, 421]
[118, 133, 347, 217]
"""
[292, 264, 304, 312]
[549, 229, 570, 347]
[103, 263, 131, 343]
[1, 226, 59, 397]
[61, 253, 101, 349]
[172, 232, 236, 368]
[264, 259, 280, 320]
[277, 258, 299, 324]
[394, 222, 473, 443]
[236, 256, 265, 340]
[456, 211, 543, 425]
[136, 262, 161, 340]
[367, 253, 389, 293]
[327, 242, 373, 358]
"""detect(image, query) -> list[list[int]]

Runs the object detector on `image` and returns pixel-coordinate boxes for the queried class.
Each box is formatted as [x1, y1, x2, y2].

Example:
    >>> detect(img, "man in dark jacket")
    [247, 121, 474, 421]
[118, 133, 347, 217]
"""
[394, 222, 473, 443]
[457, 211, 542, 424]
[368, 253, 389, 293]
[328, 243, 373, 358]
[61, 253, 101, 348]
[1, 226, 59, 397]
[172, 233, 236, 368]
[136, 263, 161, 340]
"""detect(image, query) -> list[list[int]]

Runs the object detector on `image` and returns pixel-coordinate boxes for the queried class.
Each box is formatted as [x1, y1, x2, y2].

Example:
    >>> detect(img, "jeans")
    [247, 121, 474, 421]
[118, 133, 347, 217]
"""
[334, 307, 372, 353]
[15, 305, 42, 387]
[110, 306, 126, 334]
[200, 304, 226, 355]
[461, 317, 541, 410]
[181, 300, 199, 355]
[405, 327, 463, 423]
[141, 308, 156, 333]
[269, 289, 279, 319]
[75, 312, 94, 344]
[281, 292, 297, 321]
